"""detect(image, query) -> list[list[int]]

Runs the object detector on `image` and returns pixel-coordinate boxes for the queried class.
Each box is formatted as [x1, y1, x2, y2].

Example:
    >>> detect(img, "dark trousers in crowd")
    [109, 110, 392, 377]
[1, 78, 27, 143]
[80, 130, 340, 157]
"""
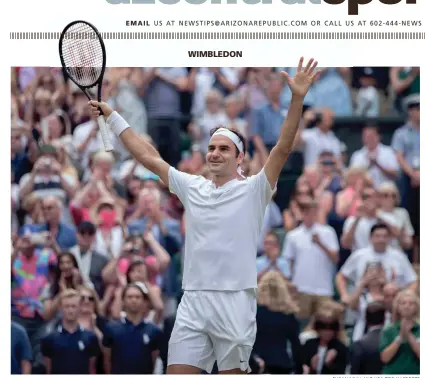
[12, 314, 48, 374]
[148, 118, 181, 168]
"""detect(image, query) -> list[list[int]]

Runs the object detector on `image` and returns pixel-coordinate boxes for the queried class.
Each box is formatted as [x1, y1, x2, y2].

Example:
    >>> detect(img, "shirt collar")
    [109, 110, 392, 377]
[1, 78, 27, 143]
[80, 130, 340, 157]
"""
[57, 323, 83, 334]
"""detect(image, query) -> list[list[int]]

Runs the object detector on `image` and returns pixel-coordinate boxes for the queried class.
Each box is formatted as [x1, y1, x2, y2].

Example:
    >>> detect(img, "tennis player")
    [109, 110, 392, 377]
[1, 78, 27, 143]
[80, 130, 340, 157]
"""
[89, 57, 319, 374]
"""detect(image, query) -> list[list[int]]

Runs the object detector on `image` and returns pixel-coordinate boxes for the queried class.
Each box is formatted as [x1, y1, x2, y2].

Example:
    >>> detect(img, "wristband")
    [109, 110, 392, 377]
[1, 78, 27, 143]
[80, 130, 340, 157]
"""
[106, 111, 130, 136]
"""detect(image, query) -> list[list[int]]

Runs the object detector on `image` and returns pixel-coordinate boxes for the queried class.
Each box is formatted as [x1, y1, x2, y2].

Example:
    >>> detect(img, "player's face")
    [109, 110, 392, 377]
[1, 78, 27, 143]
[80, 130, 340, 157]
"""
[206, 136, 240, 177]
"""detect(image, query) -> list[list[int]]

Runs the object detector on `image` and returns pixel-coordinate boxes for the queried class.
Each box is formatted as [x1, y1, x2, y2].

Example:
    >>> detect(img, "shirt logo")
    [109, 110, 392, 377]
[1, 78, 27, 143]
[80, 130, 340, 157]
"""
[143, 334, 150, 345]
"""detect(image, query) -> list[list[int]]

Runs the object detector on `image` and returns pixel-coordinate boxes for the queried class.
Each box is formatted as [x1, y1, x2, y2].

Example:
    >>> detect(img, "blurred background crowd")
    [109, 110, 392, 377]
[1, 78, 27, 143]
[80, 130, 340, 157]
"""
[11, 66, 420, 375]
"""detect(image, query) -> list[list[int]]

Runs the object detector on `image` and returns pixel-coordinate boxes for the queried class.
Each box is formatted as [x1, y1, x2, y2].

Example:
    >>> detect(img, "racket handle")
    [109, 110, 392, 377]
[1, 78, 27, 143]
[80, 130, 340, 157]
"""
[97, 115, 114, 152]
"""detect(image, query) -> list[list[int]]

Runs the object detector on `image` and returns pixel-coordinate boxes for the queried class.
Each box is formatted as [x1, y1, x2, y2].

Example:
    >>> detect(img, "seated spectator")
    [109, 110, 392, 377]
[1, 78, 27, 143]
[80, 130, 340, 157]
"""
[102, 283, 163, 374]
[254, 271, 303, 374]
[69, 221, 109, 297]
[336, 224, 418, 307]
[349, 124, 399, 188]
[11, 321, 33, 374]
[376, 182, 414, 252]
[350, 301, 386, 374]
[299, 300, 346, 345]
[43, 251, 84, 321]
[257, 231, 289, 281]
[380, 289, 420, 374]
[347, 262, 389, 342]
[41, 289, 101, 374]
[90, 196, 127, 259]
[282, 181, 314, 232]
[302, 308, 349, 374]
[21, 195, 77, 251]
[282, 199, 339, 323]
[340, 186, 378, 251]
[311, 67, 353, 117]
[354, 68, 380, 117]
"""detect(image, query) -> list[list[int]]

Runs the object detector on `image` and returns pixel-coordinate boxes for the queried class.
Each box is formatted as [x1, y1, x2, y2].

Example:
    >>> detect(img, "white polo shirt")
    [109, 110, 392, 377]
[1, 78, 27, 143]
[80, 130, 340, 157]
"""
[340, 246, 417, 288]
[168, 167, 275, 291]
[349, 143, 399, 188]
[282, 223, 339, 296]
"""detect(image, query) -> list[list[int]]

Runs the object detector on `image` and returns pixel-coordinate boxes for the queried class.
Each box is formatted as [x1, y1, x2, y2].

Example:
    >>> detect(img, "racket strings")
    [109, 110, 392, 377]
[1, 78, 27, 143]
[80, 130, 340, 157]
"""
[61, 22, 104, 87]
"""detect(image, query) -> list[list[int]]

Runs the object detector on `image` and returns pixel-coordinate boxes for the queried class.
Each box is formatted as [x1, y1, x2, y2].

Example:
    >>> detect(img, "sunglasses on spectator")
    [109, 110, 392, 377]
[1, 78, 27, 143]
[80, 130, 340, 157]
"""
[81, 295, 95, 302]
[381, 192, 396, 198]
[79, 230, 95, 236]
[321, 160, 335, 166]
[315, 320, 339, 331]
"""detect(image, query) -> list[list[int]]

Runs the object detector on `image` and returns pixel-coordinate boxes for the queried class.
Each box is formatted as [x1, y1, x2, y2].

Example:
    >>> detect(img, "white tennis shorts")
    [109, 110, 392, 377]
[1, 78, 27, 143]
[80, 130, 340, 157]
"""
[167, 289, 257, 373]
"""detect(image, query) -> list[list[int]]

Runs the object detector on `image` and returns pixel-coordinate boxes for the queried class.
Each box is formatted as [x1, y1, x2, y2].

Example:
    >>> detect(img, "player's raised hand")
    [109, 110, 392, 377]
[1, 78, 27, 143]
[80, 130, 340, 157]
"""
[281, 57, 320, 98]
[88, 100, 114, 118]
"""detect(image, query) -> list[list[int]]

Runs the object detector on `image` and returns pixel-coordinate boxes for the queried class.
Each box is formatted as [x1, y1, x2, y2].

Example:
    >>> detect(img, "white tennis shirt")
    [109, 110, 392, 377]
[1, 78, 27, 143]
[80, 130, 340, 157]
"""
[169, 167, 275, 291]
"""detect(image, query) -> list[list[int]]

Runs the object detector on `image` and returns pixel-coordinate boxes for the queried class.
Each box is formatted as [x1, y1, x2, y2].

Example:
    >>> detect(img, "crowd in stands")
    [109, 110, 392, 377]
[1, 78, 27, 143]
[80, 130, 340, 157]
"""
[11, 66, 420, 374]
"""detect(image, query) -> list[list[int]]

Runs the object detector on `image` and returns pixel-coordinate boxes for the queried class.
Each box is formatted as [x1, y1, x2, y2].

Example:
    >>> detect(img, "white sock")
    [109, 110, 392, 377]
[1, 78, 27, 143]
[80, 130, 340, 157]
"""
[106, 111, 130, 136]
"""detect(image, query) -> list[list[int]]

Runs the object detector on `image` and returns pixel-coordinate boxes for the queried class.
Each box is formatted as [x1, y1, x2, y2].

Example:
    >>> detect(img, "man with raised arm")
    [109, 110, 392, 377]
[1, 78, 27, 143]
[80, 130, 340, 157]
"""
[88, 57, 319, 375]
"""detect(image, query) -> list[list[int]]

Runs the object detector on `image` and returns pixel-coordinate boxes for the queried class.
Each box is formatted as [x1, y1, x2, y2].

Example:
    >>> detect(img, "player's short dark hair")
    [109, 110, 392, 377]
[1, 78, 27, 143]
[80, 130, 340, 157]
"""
[209, 126, 247, 157]
[365, 301, 386, 327]
[370, 223, 390, 237]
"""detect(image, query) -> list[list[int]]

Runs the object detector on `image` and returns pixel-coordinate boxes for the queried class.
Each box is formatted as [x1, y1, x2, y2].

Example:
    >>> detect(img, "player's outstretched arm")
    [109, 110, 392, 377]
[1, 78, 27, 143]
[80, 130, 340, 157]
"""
[264, 57, 319, 187]
[89, 101, 170, 187]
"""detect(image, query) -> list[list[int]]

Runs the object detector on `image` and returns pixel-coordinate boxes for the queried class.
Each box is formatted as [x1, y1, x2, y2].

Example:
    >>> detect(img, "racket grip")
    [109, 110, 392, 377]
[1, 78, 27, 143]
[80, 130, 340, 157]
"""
[97, 115, 114, 152]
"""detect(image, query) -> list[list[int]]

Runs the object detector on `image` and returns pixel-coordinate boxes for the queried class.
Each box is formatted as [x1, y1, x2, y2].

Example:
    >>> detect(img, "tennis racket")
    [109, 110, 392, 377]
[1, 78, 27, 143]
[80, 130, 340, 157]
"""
[59, 20, 113, 152]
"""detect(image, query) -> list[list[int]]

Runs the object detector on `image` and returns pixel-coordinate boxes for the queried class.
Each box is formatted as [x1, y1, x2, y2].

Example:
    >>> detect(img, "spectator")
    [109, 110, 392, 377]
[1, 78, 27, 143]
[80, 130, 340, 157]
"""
[19, 147, 78, 205]
[346, 262, 389, 342]
[296, 108, 342, 167]
[302, 308, 349, 374]
[311, 67, 353, 116]
[137, 67, 188, 167]
[102, 283, 163, 374]
[256, 231, 290, 281]
[223, 94, 248, 137]
[69, 221, 109, 297]
[354, 68, 380, 117]
[282, 199, 339, 323]
[335, 167, 369, 219]
[299, 300, 346, 345]
[254, 271, 303, 374]
[376, 182, 414, 252]
[41, 289, 101, 374]
[282, 182, 314, 232]
[12, 232, 57, 339]
[250, 72, 288, 166]
[189, 89, 227, 154]
[350, 301, 386, 374]
[90, 196, 127, 259]
[391, 95, 420, 262]
[189, 67, 240, 118]
[389, 67, 420, 114]
[43, 251, 84, 321]
[340, 186, 378, 251]
[11, 321, 32, 374]
[11, 125, 33, 185]
[380, 289, 420, 374]
[350, 125, 399, 188]
[336, 224, 418, 307]
[21, 195, 77, 251]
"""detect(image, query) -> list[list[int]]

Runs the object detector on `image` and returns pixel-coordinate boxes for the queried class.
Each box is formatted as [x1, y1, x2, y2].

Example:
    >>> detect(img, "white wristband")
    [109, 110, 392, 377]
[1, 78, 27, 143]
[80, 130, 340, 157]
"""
[106, 111, 130, 136]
